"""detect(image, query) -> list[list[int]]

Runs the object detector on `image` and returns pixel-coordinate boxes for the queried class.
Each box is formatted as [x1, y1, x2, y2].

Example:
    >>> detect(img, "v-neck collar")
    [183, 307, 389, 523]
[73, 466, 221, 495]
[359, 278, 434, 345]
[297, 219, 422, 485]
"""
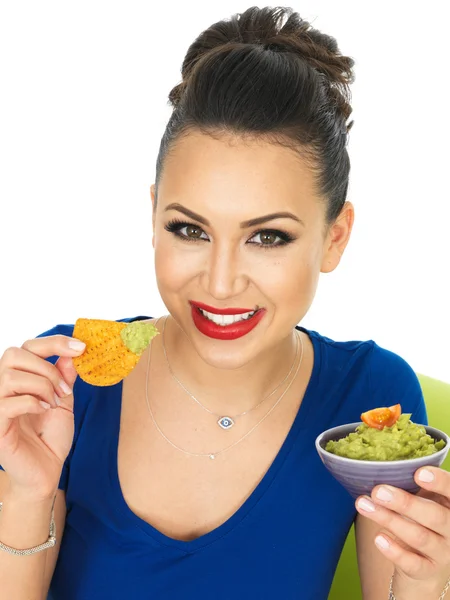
[108, 319, 321, 554]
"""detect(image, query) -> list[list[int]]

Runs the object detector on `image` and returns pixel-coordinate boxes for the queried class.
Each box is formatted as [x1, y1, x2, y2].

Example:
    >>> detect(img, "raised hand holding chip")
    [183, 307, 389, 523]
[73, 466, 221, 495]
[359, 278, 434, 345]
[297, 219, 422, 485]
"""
[0, 335, 86, 500]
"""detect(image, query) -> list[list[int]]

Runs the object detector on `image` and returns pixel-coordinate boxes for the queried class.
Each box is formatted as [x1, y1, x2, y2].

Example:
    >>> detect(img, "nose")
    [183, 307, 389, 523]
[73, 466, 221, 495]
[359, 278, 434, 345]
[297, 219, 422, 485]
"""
[201, 241, 248, 300]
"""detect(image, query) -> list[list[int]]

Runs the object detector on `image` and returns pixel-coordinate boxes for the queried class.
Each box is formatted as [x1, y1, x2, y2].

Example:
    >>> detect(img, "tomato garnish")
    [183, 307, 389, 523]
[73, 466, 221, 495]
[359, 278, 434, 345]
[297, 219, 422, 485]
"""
[360, 403, 402, 430]
[387, 404, 401, 423]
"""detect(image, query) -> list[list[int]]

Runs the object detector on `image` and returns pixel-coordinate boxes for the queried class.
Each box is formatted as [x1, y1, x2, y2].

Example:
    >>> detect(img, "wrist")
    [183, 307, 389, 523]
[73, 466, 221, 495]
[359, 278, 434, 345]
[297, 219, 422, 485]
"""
[0, 488, 55, 551]
[7, 482, 57, 506]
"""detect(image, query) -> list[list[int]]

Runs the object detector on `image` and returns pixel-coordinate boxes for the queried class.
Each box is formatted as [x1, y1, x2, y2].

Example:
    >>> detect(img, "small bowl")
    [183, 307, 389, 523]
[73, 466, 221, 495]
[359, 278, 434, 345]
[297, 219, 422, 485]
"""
[315, 423, 450, 499]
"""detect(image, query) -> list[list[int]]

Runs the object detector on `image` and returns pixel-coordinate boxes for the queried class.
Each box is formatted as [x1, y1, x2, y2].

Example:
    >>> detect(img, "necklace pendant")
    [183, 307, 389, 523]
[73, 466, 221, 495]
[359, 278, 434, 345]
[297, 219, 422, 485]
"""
[209, 454, 215, 459]
[218, 416, 235, 430]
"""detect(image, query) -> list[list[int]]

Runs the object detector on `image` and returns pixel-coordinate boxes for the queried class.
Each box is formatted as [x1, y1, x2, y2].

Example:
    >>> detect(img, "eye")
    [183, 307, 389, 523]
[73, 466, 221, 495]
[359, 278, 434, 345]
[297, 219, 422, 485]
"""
[164, 219, 296, 249]
[248, 230, 294, 248]
[164, 220, 208, 242]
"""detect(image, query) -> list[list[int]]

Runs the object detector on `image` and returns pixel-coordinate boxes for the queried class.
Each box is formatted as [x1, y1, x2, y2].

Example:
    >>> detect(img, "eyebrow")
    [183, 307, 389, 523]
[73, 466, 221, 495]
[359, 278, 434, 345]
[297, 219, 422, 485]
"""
[164, 203, 305, 228]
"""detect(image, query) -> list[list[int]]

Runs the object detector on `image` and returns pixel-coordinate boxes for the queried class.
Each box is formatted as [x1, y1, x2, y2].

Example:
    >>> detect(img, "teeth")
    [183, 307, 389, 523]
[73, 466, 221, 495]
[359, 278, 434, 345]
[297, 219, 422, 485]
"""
[199, 309, 256, 326]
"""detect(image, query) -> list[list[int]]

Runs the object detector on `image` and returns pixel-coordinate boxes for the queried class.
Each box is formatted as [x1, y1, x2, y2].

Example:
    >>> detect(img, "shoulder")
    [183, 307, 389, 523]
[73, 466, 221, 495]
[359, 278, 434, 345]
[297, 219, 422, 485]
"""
[369, 339, 418, 382]
[306, 326, 418, 382]
[302, 326, 375, 381]
[368, 339, 427, 423]
[305, 327, 373, 354]
[305, 327, 375, 371]
[304, 327, 426, 423]
[367, 338, 423, 401]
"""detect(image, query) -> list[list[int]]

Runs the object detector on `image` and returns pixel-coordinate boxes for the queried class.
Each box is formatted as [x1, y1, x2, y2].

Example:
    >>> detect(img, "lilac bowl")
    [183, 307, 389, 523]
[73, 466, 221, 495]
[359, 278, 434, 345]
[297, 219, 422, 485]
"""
[315, 423, 450, 499]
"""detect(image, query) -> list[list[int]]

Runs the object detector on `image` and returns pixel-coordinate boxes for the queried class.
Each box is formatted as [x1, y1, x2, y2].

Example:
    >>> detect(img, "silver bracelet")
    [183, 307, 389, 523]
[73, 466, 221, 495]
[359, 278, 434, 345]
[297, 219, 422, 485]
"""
[389, 573, 450, 600]
[0, 500, 56, 555]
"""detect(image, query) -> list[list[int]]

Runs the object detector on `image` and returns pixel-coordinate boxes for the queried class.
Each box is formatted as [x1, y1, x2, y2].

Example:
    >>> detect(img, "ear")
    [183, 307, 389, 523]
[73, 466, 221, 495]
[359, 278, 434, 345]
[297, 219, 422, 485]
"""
[320, 202, 355, 273]
[150, 184, 156, 248]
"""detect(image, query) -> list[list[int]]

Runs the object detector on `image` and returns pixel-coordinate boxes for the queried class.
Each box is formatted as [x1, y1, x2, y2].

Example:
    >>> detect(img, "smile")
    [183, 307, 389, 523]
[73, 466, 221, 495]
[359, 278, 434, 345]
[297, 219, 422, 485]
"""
[190, 304, 266, 341]
[198, 308, 257, 326]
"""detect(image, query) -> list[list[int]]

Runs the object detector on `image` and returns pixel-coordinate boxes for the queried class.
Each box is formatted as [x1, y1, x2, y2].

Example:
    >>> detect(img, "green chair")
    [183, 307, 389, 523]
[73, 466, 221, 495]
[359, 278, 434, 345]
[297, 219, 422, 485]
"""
[329, 374, 450, 600]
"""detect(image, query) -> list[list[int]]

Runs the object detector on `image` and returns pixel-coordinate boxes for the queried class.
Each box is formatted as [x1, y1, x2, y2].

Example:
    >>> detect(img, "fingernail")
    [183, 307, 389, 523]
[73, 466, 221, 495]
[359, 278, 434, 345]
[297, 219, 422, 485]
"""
[376, 486, 394, 502]
[375, 535, 390, 550]
[59, 380, 72, 396]
[357, 497, 376, 512]
[418, 468, 435, 483]
[39, 401, 51, 410]
[54, 394, 61, 407]
[68, 340, 86, 351]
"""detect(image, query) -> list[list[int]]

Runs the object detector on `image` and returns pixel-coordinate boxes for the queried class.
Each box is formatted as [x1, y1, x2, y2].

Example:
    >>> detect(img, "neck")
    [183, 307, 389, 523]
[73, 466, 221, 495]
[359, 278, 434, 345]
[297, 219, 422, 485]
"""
[159, 315, 301, 413]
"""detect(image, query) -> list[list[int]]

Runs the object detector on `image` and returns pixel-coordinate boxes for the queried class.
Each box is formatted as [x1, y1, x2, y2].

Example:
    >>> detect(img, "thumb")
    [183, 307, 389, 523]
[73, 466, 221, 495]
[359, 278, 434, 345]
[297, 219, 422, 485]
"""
[55, 356, 79, 390]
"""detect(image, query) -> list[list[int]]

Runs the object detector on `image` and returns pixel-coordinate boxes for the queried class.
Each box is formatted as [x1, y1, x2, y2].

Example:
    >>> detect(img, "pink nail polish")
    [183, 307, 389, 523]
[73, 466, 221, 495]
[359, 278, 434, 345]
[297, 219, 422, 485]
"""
[375, 535, 390, 550]
[418, 469, 434, 483]
[357, 497, 375, 512]
[376, 486, 394, 502]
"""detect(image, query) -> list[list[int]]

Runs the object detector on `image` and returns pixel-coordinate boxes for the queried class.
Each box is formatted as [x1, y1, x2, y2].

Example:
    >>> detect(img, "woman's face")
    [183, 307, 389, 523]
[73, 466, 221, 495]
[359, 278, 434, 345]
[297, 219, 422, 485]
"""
[151, 131, 354, 370]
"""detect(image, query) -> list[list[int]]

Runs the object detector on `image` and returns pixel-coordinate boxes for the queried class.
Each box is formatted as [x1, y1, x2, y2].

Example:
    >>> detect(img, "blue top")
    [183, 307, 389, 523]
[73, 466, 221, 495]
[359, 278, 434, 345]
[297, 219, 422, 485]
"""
[0, 316, 427, 600]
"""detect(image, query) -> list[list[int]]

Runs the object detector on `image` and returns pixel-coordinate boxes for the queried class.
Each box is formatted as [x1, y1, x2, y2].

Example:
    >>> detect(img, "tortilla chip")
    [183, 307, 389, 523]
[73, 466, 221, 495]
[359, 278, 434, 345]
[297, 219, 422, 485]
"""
[72, 318, 159, 386]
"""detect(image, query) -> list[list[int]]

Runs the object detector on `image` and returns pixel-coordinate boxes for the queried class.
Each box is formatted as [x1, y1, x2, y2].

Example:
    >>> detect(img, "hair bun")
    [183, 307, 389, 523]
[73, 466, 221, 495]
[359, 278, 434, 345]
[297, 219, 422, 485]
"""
[169, 6, 354, 120]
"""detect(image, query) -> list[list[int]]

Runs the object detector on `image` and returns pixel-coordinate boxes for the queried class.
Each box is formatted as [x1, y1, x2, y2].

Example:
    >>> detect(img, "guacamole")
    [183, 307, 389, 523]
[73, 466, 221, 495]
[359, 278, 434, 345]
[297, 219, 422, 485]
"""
[120, 321, 159, 355]
[325, 414, 446, 461]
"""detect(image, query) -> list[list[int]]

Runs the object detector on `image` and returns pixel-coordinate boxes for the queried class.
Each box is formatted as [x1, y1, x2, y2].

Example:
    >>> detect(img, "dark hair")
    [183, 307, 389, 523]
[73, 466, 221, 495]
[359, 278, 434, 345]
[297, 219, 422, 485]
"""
[154, 6, 355, 236]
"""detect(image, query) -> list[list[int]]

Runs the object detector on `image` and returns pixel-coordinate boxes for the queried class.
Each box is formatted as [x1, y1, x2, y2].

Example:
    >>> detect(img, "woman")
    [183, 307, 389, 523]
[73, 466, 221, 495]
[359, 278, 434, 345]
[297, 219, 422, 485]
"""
[0, 6, 449, 600]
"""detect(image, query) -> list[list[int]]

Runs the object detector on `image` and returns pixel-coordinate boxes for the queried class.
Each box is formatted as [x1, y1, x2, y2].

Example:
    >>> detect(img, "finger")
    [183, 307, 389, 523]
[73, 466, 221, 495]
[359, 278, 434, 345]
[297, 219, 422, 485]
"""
[21, 334, 86, 359]
[373, 532, 432, 580]
[0, 369, 60, 409]
[356, 495, 447, 566]
[54, 357, 76, 413]
[0, 394, 52, 440]
[55, 356, 79, 391]
[1, 340, 84, 399]
[415, 467, 450, 505]
[371, 482, 450, 538]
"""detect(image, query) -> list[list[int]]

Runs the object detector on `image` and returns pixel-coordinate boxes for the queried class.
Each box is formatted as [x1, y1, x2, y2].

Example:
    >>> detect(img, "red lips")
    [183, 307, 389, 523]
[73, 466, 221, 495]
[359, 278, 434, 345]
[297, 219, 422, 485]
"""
[190, 304, 266, 340]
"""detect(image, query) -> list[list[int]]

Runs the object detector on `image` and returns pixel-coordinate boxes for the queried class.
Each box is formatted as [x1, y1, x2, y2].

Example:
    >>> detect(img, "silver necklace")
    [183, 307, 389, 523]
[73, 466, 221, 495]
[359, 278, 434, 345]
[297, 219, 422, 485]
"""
[144, 316, 304, 460]
[161, 314, 299, 430]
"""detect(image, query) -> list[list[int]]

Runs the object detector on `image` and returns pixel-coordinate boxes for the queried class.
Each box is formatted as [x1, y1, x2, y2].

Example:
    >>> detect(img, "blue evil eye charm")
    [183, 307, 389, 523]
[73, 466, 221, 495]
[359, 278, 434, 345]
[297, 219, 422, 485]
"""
[218, 417, 235, 430]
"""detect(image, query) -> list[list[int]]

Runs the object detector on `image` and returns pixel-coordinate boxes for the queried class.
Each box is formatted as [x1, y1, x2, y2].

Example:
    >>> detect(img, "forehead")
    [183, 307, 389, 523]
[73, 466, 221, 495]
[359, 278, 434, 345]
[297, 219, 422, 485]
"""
[159, 130, 320, 209]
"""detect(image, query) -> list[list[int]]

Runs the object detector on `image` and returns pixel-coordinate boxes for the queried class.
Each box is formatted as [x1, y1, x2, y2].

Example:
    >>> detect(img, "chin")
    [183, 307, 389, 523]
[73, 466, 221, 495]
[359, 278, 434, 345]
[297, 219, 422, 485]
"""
[191, 343, 258, 371]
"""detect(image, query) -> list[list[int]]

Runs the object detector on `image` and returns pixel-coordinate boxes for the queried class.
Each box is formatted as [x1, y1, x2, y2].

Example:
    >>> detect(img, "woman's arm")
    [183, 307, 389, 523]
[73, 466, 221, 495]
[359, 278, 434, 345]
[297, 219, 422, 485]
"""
[356, 513, 394, 599]
[0, 471, 67, 600]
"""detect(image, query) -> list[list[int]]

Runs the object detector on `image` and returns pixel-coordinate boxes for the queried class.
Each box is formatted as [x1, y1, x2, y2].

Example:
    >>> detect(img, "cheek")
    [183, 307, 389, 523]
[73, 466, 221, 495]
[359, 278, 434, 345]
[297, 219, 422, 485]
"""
[155, 245, 183, 291]
[154, 238, 204, 293]
[260, 255, 319, 308]
[257, 247, 321, 324]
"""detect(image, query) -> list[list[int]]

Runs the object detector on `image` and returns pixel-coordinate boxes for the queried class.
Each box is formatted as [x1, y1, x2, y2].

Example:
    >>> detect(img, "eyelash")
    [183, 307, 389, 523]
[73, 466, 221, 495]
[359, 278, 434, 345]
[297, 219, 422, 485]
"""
[164, 219, 296, 250]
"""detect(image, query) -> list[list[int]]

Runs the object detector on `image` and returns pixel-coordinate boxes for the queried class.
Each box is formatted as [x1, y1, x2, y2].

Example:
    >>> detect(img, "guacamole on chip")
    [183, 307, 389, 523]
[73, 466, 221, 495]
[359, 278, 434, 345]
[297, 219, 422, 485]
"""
[120, 321, 159, 355]
[326, 412, 446, 461]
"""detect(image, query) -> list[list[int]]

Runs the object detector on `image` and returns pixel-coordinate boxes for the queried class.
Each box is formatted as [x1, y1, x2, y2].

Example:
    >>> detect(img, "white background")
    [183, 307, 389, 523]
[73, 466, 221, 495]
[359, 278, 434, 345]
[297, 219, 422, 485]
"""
[1, 1, 448, 382]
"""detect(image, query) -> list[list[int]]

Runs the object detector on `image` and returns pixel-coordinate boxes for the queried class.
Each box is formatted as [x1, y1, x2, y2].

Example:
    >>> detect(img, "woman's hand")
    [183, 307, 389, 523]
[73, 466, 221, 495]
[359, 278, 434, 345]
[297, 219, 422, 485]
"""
[356, 467, 450, 597]
[0, 335, 85, 500]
